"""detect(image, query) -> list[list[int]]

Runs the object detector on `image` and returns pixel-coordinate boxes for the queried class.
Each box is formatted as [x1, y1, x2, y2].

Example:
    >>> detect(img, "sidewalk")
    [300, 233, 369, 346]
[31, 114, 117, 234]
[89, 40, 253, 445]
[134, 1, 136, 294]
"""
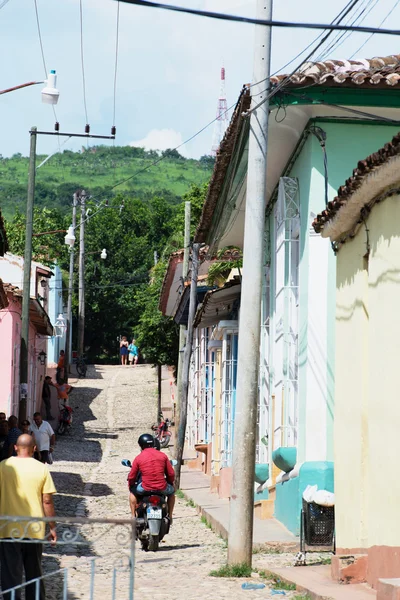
[262, 565, 376, 600]
[180, 467, 297, 550]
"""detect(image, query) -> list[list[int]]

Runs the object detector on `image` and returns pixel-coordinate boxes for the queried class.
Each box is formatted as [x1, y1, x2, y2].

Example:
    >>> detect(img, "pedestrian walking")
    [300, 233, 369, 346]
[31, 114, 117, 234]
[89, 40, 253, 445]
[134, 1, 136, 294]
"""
[0, 434, 56, 600]
[30, 414, 55, 465]
[120, 336, 129, 365]
[128, 339, 139, 366]
[42, 376, 53, 420]
[3, 416, 22, 458]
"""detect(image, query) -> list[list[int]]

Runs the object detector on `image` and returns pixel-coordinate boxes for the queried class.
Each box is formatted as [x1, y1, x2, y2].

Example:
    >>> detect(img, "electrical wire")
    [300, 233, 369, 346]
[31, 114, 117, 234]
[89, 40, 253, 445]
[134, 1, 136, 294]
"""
[318, 0, 380, 61]
[115, 0, 400, 37]
[33, 0, 58, 124]
[79, 0, 89, 126]
[349, 0, 400, 58]
[245, 0, 366, 115]
[33, 0, 47, 76]
[0, 0, 12, 8]
[250, 0, 363, 90]
[113, 1, 120, 129]
[316, 0, 370, 61]
[112, 1, 121, 183]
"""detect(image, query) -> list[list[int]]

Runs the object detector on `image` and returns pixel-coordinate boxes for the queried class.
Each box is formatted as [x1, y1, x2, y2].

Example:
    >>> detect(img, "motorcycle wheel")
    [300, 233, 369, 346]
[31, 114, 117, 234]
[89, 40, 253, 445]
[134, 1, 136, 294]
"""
[149, 534, 159, 552]
[160, 435, 171, 449]
[141, 539, 149, 552]
[57, 422, 65, 435]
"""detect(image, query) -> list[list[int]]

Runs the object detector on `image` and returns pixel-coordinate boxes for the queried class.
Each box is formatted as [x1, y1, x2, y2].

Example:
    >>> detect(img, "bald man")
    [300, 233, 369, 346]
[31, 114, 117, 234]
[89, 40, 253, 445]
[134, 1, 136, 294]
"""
[0, 434, 57, 600]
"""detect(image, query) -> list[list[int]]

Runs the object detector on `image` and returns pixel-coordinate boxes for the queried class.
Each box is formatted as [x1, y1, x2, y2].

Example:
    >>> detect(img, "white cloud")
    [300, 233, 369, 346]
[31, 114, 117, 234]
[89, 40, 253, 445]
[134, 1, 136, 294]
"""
[130, 129, 189, 157]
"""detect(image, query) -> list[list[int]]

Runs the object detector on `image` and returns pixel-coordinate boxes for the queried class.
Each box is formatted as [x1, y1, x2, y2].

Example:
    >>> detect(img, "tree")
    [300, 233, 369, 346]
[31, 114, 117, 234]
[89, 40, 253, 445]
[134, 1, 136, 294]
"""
[134, 183, 208, 371]
[161, 148, 185, 161]
[5, 207, 70, 269]
[200, 155, 216, 169]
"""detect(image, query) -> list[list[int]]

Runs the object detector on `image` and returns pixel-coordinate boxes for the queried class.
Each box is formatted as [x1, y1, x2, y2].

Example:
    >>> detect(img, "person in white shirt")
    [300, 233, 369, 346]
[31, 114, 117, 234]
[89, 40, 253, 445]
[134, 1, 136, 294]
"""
[31, 413, 55, 464]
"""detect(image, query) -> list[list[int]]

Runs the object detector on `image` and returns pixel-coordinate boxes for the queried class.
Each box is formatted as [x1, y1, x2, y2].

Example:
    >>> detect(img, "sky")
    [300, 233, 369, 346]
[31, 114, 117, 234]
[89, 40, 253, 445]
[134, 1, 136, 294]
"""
[1, 0, 400, 160]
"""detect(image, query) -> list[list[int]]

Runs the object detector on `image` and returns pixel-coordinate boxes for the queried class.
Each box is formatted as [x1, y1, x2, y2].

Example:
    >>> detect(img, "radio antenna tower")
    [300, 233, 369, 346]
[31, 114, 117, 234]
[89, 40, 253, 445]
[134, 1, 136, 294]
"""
[211, 66, 229, 156]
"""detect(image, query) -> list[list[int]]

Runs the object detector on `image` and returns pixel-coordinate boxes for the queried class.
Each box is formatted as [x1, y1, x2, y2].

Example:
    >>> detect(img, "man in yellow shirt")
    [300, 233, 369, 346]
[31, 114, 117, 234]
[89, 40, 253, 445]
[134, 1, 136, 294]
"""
[0, 434, 57, 600]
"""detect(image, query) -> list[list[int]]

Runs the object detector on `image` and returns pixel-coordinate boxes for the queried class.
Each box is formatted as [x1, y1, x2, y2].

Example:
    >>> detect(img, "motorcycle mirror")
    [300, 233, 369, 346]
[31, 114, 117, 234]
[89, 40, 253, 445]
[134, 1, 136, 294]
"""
[170, 459, 178, 466]
[121, 459, 132, 468]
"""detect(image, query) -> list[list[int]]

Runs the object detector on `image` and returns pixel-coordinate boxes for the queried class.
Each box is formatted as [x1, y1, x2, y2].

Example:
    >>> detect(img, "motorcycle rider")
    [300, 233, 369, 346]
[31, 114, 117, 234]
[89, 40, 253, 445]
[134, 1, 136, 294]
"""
[128, 433, 175, 523]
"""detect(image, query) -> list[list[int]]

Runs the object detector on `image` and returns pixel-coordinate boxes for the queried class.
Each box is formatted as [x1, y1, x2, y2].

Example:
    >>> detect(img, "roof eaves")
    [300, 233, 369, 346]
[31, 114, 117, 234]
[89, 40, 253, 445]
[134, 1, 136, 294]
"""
[313, 131, 400, 236]
[271, 55, 400, 91]
[195, 86, 251, 243]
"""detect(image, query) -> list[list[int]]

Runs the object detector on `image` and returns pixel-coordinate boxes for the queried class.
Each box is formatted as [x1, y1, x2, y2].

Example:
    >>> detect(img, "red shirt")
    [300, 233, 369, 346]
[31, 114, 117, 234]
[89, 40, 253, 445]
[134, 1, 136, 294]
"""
[128, 448, 175, 491]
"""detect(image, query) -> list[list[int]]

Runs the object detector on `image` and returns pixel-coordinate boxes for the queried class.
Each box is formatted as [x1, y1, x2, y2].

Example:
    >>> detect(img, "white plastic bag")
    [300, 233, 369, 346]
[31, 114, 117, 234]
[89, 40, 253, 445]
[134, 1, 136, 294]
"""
[302, 484, 318, 503]
[313, 489, 335, 507]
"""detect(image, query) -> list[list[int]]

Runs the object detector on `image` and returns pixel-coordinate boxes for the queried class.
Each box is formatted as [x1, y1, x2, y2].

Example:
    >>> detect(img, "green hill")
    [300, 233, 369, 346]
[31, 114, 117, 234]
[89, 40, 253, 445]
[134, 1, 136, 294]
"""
[0, 146, 214, 219]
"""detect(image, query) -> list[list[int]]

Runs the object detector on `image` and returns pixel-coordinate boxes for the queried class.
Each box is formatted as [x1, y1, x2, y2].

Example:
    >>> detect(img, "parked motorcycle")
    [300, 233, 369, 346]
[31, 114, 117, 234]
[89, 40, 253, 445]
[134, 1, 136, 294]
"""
[151, 413, 174, 448]
[122, 458, 176, 551]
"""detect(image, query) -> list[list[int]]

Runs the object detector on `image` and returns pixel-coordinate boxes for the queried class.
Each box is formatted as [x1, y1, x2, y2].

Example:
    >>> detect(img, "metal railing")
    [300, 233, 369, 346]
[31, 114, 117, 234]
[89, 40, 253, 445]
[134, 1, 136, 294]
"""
[0, 515, 136, 599]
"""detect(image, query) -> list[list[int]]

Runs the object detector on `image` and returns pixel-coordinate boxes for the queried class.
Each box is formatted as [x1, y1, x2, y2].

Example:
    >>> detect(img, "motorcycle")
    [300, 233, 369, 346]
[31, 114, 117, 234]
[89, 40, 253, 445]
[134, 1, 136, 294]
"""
[122, 458, 176, 551]
[151, 413, 174, 449]
[56, 400, 73, 435]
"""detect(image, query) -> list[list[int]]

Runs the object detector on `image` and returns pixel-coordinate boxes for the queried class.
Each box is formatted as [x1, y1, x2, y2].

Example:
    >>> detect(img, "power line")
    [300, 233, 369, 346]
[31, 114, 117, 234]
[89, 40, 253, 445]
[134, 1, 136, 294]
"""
[79, 0, 89, 126]
[33, 0, 58, 124]
[113, 1, 120, 128]
[318, 0, 379, 61]
[349, 0, 400, 58]
[33, 0, 47, 75]
[248, 0, 365, 113]
[115, 0, 400, 36]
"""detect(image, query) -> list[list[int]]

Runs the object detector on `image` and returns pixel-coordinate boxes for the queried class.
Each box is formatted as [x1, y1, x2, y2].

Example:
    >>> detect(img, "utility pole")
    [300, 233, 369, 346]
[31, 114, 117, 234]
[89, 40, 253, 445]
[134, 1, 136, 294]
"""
[228, 0, 273, 566]
[78, 190, 86, 357]
[19, 127, 37, 422]
[64, 191, 78, 383]
[175, 201, 191, 441]
[175, 242, 200, 490]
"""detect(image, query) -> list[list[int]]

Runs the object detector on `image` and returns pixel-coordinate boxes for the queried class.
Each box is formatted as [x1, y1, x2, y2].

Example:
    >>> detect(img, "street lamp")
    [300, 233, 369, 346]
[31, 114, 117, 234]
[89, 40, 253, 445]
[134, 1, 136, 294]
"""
[41, 71, 60, 105]
[0, 70, 60, 104]
[100, 248, 107, 260]
[64, 225, 76, 247]
[54, 313, 67, 338]
[37, 350, 47, 366]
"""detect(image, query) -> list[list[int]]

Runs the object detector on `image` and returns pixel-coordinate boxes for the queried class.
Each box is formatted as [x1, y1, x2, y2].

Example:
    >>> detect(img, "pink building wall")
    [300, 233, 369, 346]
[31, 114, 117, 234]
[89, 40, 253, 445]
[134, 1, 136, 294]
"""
[0, 291, 47, 419]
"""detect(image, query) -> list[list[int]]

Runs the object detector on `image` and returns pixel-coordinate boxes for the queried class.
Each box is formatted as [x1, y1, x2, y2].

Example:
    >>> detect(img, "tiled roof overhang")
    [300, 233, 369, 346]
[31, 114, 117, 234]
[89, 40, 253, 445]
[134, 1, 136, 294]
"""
[270, 55, 400, 91]
[193, 278, 241, 328]
[313, 131, 400, 238]
[2, 283, 53, 335]
[194, 86, 251, 243]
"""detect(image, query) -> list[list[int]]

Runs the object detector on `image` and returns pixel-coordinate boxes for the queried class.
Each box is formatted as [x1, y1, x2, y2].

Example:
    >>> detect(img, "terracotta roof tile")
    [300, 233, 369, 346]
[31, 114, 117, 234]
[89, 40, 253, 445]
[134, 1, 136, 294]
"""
[271, 55, 400, 90]
[313, 131, 400, 234]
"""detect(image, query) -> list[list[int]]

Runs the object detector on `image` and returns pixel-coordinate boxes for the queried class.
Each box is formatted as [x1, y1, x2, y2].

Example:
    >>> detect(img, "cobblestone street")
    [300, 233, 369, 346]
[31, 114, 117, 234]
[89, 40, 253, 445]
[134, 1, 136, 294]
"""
[44, 364, 299, 600]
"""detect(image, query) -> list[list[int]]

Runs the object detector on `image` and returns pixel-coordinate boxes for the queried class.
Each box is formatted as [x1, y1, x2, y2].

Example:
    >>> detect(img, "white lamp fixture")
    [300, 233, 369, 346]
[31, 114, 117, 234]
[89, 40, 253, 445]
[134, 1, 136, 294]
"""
[41, 70, 60, 105]
[100, 248, 107, 260]
[54, 313, 67, 338]
[64, 225, 75, 247]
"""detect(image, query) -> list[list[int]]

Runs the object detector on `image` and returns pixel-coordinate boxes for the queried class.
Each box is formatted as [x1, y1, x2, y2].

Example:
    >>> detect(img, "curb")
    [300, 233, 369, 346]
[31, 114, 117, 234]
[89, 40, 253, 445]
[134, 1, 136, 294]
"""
[178, 489, 298, 553]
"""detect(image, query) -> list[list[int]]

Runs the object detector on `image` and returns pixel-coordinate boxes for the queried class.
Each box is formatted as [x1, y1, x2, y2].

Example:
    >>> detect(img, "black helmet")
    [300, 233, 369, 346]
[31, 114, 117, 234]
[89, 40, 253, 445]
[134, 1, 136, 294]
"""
[153, 437, 161, 451]
[138, 433, 155, 450]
